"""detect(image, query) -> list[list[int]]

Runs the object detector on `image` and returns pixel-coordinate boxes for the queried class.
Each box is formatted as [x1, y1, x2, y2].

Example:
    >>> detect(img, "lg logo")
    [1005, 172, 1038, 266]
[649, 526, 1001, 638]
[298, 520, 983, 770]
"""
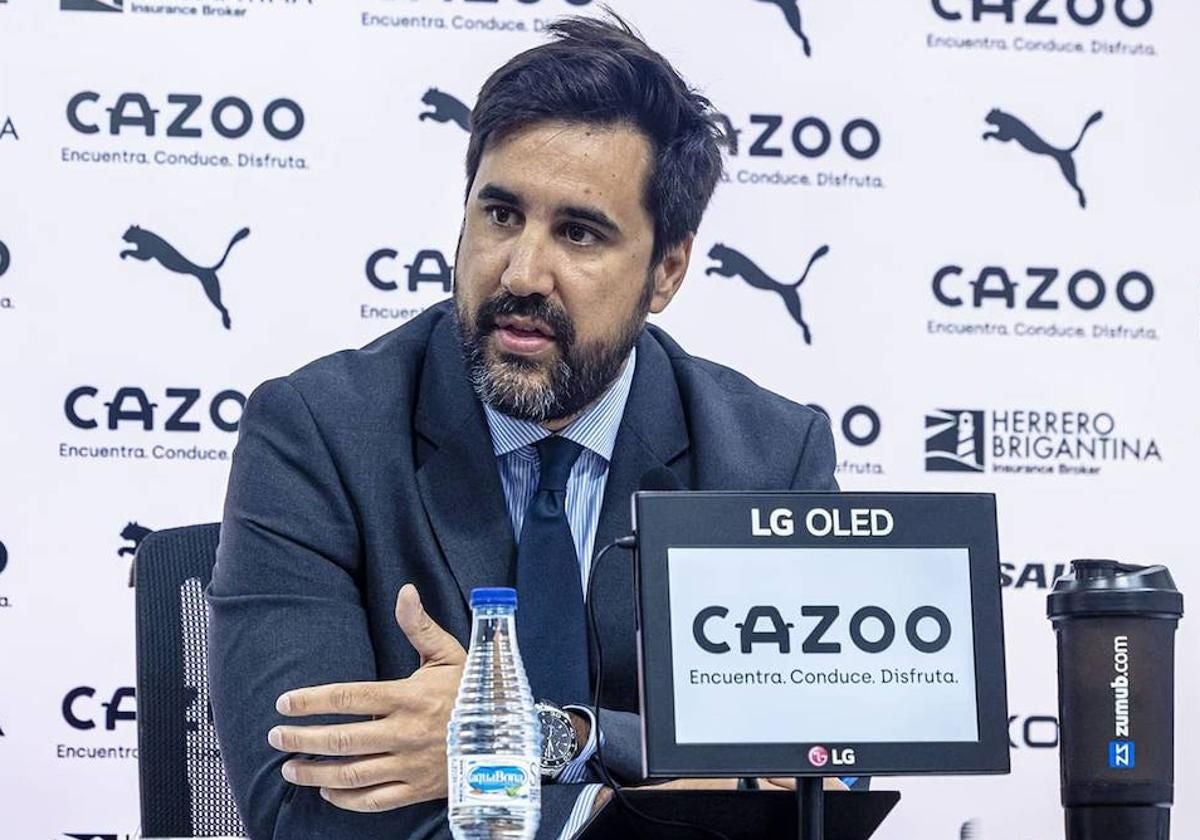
[65, 386, 246, 432]
[931, 0, 1151, 27]
[933, 266, 1154, 312]
[751, 507, 894, 538]
[712, 113, 880, 160]
[67, 93, 304, 140]
[63, 687, 136, 731]
[807, 745, 856, 767]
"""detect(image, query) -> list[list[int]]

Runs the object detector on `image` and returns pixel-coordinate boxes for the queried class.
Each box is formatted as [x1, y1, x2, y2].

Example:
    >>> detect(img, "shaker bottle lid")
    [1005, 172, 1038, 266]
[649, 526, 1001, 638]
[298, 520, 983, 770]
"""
[470, 587, 518, 608]
[1047, 559, 1183, 619]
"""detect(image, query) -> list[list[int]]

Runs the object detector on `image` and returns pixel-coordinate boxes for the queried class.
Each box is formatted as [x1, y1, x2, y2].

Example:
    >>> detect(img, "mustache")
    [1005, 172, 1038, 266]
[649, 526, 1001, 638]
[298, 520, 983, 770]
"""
[475, 293, 576, 348]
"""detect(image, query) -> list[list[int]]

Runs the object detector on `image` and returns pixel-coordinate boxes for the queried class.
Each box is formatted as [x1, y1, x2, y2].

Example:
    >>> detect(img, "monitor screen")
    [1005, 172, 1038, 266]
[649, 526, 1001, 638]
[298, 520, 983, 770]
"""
[667, 547, 978, 745]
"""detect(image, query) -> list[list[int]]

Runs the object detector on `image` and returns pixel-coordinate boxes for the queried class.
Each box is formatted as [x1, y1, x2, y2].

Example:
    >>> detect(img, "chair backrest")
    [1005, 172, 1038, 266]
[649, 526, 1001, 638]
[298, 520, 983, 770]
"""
[135, 523, 246, 838]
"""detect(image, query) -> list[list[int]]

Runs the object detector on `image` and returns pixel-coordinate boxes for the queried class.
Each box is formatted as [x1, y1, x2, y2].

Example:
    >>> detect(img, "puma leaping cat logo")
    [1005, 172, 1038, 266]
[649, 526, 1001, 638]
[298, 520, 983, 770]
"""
[983, 108, 1103, 208]
[706, 243, 829, 344]
[120, 225, 249, 329]
[756, 0, 812, 56]
[419, 88, 471, 133]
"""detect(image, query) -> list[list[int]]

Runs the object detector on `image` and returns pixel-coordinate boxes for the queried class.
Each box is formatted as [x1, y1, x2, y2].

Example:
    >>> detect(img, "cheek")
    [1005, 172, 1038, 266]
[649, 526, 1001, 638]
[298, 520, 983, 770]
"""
[455, 229, 505, 300]
[557, 278, 632, 342]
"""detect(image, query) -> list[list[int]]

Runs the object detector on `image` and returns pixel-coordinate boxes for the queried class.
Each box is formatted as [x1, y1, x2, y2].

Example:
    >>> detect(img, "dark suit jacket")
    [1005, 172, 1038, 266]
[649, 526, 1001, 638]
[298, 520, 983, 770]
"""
[208, 300, 837, 840]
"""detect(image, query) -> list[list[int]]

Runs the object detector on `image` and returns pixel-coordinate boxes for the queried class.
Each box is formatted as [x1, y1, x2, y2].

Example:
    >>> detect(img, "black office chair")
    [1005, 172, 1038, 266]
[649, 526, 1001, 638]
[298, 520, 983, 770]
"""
[135, 523, 247, 838]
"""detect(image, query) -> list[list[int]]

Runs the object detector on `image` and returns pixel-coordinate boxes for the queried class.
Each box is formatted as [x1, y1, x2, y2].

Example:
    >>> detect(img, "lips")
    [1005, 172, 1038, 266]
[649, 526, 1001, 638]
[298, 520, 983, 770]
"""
[495, 315, 556, 338]
[492, 315, 557, 355]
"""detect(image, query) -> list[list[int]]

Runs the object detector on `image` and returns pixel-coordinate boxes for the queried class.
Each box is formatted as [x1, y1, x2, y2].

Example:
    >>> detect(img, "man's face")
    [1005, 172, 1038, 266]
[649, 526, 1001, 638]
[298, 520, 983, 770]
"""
[454, 119, 688, 425]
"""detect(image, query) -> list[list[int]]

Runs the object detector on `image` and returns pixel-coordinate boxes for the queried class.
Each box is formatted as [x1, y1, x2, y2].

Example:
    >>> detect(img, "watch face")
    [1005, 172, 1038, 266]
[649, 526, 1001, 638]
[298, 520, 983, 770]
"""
[539, 709, 575, 766]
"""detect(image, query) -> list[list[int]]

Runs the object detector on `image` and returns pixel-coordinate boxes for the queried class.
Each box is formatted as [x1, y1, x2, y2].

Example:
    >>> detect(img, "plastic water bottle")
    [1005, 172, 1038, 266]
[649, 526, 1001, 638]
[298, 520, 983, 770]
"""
[447, 587, 541, 839]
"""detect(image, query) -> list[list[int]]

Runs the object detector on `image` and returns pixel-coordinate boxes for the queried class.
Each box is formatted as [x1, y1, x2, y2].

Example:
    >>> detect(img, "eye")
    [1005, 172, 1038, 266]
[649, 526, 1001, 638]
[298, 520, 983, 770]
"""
[487, 206, 520, 227]
[563, 222, 600, 246]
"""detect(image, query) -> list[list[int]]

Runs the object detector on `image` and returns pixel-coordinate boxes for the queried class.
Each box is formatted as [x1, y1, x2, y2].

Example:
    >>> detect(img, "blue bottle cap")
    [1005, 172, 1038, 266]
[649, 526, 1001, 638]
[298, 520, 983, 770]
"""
[470, 587, 518, 608]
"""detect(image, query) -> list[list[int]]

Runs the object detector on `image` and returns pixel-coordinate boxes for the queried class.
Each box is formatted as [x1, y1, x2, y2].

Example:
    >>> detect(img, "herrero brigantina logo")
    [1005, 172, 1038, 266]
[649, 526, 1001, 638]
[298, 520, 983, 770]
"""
[926, 408, 1161, 476]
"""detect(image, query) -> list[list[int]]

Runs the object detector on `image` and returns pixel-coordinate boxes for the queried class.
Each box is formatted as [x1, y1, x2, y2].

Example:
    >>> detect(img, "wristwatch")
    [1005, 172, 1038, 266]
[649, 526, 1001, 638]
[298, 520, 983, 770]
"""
[535, 701, 580, 778]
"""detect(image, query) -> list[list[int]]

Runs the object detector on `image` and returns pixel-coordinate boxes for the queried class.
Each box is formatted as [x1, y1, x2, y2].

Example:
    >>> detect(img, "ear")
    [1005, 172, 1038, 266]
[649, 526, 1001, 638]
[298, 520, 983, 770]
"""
[648, 234, 694, 314]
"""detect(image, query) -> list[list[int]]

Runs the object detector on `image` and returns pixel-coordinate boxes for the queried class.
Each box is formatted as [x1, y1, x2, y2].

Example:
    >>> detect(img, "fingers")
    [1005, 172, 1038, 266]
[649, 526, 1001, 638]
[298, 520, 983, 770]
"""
[394, 583, 466, 667]
[268, 718, 399, 757]
[319, 781, 415, 813]
[277, 681, 400, 717]
[282, 753, 402, 790]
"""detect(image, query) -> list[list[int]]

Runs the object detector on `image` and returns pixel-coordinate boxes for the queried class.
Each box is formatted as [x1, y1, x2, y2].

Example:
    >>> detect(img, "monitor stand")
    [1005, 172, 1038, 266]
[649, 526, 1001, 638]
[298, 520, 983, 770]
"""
[577, 785, 900, 840]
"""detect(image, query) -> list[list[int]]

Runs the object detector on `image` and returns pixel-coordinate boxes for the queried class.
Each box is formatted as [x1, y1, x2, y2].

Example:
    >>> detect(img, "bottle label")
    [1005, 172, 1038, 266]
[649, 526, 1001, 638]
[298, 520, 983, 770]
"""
[449, 755, 541, 809]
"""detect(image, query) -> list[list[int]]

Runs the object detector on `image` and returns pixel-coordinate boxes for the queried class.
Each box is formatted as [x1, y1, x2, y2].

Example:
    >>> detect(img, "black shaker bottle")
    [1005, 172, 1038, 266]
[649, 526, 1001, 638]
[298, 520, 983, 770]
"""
[1047, 559, 1184, 840]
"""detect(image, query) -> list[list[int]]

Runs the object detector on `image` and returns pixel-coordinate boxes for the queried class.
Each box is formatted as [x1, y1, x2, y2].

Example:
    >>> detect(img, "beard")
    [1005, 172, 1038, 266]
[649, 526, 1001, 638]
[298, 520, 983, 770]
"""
[456, 283, 652, 423]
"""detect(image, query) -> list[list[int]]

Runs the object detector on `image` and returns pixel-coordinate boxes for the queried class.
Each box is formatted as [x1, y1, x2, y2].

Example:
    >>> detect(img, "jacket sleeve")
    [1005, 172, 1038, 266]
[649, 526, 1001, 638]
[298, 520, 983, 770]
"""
[791, 410, 839, 492]
[207, 377, 582, 839]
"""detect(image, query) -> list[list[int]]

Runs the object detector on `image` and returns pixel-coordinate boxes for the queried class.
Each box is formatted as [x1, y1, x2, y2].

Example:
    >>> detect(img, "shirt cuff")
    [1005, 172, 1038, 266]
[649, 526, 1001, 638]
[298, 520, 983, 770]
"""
[558, 705, 600, 783]
[556, 783, 605, 840]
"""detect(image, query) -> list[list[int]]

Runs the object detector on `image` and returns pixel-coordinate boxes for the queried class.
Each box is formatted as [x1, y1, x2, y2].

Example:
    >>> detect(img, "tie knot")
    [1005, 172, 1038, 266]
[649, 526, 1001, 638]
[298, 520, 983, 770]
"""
[535, 435, 583, 492]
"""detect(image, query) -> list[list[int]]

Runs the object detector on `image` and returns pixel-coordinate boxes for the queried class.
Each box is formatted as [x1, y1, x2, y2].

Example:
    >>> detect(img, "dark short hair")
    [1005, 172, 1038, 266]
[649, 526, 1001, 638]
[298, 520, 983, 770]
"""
[465, 14, 725, 266]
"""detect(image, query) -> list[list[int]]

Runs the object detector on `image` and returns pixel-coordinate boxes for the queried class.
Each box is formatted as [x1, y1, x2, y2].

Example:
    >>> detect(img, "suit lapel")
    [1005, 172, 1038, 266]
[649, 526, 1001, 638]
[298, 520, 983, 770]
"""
[590, 329, 689, 709]
[593, 329, 690, 554]
[415, 316, 517, 606]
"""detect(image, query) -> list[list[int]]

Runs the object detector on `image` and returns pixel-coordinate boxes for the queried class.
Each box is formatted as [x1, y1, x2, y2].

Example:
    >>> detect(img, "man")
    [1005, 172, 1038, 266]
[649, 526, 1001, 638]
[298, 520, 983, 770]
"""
[208, 15, 839, 840]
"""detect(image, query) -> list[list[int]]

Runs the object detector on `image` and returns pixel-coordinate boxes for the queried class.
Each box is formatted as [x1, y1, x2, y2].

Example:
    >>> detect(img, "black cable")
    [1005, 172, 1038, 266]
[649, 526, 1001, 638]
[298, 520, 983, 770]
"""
[584, 537, 733, 840]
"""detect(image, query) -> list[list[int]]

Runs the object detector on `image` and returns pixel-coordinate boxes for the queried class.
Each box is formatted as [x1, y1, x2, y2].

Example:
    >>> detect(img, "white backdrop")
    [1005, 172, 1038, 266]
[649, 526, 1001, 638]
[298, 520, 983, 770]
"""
[1, 1, 1197, 838]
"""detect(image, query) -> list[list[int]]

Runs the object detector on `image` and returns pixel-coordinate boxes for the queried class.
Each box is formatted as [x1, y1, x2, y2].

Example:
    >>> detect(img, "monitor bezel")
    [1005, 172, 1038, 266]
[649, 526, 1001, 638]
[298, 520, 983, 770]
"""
[633, 491, 1010, 778]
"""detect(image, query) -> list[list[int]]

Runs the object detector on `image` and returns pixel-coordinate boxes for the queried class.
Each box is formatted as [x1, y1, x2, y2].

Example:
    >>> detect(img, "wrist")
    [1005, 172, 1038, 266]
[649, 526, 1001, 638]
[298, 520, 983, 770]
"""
[566, 709, 591, 745]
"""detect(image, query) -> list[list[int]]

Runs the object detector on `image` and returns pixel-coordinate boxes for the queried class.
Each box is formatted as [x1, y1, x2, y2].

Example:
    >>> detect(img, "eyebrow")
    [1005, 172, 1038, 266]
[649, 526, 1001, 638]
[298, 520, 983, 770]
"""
[476, 182, 622, 236]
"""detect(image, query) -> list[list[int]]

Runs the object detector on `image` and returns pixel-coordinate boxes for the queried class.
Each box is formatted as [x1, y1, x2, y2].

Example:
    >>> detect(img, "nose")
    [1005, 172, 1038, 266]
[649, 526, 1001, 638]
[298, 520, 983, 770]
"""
[499, 228, 556, 299]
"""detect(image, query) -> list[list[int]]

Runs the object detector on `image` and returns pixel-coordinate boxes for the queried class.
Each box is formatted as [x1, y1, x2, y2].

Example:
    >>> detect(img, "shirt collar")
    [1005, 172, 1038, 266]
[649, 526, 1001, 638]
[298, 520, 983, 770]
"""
[483, 347, 637, 462]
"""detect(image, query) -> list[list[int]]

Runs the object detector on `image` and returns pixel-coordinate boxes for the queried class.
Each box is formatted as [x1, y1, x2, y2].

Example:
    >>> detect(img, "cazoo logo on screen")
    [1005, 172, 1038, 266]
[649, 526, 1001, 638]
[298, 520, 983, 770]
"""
[62, 91, 309, 172]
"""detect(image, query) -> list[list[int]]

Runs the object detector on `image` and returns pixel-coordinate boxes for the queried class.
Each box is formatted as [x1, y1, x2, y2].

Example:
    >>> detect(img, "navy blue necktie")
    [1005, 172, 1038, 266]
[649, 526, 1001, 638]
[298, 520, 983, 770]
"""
[515, 435, 590, 705]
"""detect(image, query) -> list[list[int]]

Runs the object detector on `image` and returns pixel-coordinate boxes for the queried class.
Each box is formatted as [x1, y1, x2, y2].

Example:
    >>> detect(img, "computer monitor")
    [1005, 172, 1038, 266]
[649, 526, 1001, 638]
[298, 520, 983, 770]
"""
[633, 492, 1009, 779]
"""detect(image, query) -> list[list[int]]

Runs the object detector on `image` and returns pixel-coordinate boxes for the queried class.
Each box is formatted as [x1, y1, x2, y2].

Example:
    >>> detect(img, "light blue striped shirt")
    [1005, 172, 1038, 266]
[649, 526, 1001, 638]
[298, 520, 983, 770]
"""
[482, 348, 636, 839]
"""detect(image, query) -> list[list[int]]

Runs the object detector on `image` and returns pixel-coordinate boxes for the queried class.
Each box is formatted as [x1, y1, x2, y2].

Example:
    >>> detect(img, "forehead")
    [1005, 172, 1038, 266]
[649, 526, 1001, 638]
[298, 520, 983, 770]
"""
[474, 120, 654, 217]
